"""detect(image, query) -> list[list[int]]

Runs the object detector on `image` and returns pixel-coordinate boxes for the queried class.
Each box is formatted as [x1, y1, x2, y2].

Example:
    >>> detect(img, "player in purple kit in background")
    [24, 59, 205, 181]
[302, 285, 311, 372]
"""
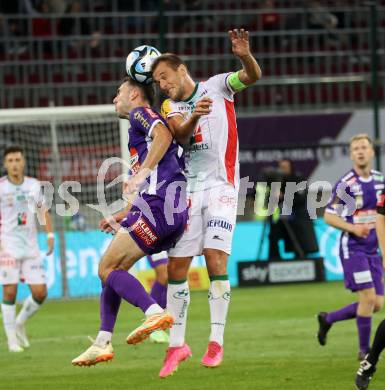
[72, 76, 188, 366]
[355, 186, 385, 389]
[317, 134, 385, 361]
[147, 253, 168, 310]
[147, 252, 170, 343]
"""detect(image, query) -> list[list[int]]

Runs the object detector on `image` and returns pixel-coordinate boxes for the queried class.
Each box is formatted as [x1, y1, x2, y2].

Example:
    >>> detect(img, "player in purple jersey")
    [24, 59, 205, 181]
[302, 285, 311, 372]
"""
[72, 77, 188, 366]
[317, 134, 385, 361]
[355, 187, 385, 389]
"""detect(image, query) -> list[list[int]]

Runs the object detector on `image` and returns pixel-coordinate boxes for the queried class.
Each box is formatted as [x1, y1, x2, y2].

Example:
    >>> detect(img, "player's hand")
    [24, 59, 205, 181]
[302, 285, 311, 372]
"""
[99, 216, 120, 234]
[228, 28, 251, 58]
[46, 235, 54, 256]
[191, 97, 213, 119]
[382, 255, 385, 270]
[351, 224, 370, 238]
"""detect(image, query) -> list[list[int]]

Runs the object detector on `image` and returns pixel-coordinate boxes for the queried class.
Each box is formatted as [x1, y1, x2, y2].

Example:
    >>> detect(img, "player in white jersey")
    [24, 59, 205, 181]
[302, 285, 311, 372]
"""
[0, 146, 54, 352]
[152, 29, 261, 376]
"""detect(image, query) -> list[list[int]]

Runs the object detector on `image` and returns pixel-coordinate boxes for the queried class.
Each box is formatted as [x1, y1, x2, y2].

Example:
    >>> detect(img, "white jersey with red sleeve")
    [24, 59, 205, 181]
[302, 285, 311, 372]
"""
[161, 73, 239, 192]
[0, 176, 45, 260]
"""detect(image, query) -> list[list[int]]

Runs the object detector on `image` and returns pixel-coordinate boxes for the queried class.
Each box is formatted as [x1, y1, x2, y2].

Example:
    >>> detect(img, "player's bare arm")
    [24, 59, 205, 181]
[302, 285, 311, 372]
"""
[124, 123, 173, 194]
[376, 214, 385, 268]
[167, 97, 213, 145]
[36, 205, 54, 255]
[324, 211, 370, 238]
[228, 28, 262, 85]
[44, 210, 54, 255]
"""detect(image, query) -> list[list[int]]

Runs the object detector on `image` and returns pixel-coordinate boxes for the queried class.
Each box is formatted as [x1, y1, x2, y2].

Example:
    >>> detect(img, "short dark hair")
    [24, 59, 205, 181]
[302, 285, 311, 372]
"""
[151, 53, 188, 73]
[123, 76, 155, 106]
[3, 145, 24, 159]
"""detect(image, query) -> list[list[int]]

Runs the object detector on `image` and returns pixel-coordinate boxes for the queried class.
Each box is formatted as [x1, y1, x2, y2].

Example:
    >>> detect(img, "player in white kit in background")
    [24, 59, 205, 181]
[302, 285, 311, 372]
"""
[0, 146, 54, 352]
[152, 29, 261, 376]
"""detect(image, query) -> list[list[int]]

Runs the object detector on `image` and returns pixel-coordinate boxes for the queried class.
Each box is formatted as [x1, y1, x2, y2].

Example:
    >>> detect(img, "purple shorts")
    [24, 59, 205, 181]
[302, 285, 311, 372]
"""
[120, 197, 188, 255]
[341, 252, 384, 295]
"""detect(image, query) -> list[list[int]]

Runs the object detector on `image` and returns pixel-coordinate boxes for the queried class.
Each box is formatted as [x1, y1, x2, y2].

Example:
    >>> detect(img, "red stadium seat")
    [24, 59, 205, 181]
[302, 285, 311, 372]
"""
[63, 96, 74, 106]
[38, 97, 50, 106]
[13, 98, 26, 108]
[4, 74, 16, 84]
[28, 74, 40, 84]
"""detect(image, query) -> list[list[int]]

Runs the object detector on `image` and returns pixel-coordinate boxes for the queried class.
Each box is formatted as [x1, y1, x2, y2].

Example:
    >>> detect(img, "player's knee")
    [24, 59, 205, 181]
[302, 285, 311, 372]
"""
[33, 291, 47, 303]
[3, 292, 17, 303]
[362, 295, 376, 309]
[98, 264, 113, 284]
[167, 262, 187, 280]
[374, 298, 384, 312]
[155, 267, 168, 285]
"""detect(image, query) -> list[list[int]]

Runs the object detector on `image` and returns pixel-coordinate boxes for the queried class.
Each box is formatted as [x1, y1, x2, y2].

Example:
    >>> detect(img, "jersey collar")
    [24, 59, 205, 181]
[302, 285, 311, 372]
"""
[182, 82, 199, 103]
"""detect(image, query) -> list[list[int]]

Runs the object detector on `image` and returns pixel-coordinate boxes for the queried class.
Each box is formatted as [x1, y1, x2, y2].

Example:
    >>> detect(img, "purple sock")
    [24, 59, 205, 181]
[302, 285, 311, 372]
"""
[100, 284, 121, 332]
[357, 316, 372, 354]
[106, 270, 157, 313]
[150, 281, 167, 309]
[326, 302, 358, 324]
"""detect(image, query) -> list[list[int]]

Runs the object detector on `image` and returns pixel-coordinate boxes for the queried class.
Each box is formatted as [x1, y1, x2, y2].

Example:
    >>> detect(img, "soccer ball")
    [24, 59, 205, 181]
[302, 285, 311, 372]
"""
[126, 45, 161, 85]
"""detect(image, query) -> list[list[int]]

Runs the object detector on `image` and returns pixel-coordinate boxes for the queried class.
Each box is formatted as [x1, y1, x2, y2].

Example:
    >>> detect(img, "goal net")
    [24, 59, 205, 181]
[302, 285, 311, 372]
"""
[0, 105, 129, 298]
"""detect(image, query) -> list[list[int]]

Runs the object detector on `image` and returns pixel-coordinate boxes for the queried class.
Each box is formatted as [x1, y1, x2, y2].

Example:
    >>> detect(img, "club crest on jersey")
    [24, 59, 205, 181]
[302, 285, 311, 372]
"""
[17, 212, 27, 226]
[350, 183, 362, 194]
[129, 147, 140, 174]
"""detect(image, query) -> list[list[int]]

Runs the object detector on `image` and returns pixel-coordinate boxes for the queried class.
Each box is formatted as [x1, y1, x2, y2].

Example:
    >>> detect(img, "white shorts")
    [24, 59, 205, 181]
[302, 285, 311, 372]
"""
[0, 252, 46, 285]
[168, 183, 237, 257]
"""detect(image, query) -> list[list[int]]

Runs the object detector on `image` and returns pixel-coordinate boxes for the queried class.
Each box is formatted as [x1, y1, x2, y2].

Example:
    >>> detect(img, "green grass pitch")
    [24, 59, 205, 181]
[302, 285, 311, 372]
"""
[1, 282, 384, 390]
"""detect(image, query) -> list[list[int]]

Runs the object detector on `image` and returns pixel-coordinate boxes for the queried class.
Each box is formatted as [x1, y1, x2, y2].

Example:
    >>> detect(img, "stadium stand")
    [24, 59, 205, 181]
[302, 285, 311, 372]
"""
[0, 0, 384, 110]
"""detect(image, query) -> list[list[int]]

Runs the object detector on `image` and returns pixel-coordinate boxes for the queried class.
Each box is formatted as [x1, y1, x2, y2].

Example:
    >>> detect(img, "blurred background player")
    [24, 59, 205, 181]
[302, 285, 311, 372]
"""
[0, 145, 54, 352]
[152, 28, 261, 377]
[317, 134, 385, 360]
[267, 158, 318, 259]
[355, 185, 385, 390]
[72, 77, 187, 366]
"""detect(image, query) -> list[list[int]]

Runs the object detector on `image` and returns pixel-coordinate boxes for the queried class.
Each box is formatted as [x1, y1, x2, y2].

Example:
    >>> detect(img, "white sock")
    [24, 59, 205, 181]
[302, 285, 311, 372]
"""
[15, 295, 41, 326]
[167, 281, 190, 347]
[144, 303, 163, 316]
[94, 330, 112, 347]
[208, 278, 231, 346]
[1, 303, 18, 347]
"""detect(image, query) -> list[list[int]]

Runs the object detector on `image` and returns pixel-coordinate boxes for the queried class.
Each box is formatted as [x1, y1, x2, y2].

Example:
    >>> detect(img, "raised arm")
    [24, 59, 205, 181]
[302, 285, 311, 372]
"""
[228, 29, 262, 86]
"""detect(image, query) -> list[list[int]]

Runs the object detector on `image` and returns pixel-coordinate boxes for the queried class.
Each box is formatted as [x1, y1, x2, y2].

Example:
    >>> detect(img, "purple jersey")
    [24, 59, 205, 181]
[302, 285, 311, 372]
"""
[326, 169, 385, 256]
[128, 106, 185, 200]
